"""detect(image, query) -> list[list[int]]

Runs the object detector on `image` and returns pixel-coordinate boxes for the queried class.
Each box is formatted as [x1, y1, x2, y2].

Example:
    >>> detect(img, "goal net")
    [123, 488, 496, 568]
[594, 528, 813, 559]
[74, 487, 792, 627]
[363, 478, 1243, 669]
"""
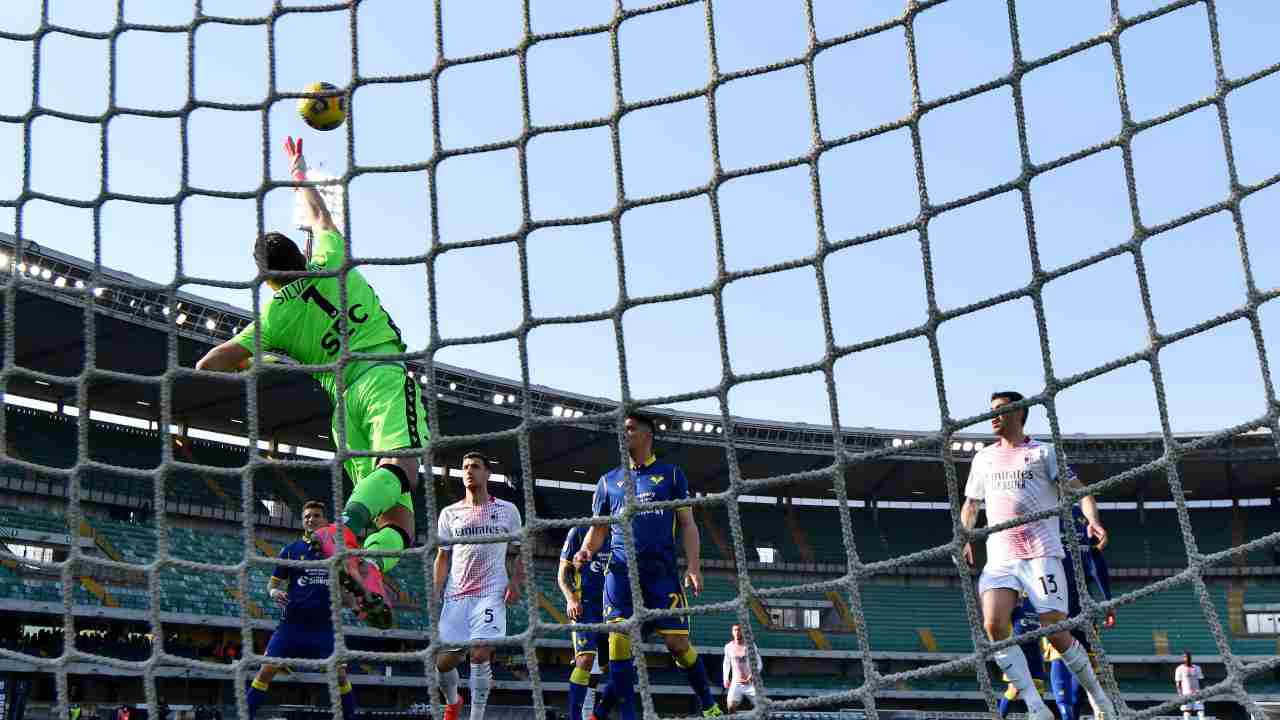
[1, 1, 1278, 720]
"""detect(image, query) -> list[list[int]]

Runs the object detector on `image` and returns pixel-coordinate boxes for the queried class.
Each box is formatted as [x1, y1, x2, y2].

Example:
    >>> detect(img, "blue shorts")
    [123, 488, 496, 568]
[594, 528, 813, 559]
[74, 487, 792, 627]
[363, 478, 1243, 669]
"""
[604, 561, 689, 638]
[572, 597, 608, 657]
[265, 623, 335, 661]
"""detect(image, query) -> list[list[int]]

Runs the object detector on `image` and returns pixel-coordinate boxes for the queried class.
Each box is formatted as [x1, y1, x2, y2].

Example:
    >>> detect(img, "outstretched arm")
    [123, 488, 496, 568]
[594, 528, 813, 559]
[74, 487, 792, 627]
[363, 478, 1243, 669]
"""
[196, 340, 252, 372]
[283, 137, 337, 241]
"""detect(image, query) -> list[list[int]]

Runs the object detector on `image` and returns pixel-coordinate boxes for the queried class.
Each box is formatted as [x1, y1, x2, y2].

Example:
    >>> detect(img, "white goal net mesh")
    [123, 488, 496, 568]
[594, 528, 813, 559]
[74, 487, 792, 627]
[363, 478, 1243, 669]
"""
[1, 1, 1279, 720]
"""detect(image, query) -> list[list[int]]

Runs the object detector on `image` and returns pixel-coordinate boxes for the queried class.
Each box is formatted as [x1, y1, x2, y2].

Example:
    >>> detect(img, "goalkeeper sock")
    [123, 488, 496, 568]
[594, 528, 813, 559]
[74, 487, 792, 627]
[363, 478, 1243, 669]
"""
[339, 680, 357, 718]
[570, 667, 592, 720]
[246, 679, 269, 720]
[363, 525, 407, 574]
[674, 646, 715, 712]
[345, 467, 404, 535]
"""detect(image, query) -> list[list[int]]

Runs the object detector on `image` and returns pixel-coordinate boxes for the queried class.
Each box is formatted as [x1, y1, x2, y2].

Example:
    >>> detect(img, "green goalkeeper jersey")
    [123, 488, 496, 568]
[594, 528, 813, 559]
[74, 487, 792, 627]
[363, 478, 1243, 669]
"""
[233, 229, 406, 401]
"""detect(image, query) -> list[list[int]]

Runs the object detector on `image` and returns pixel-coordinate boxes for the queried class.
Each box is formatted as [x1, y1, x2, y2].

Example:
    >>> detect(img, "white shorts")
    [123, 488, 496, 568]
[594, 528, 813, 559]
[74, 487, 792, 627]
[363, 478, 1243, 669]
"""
[978, 556, 1068, 614]
[439, 594, 506, 647]
[1181, 700, 1204, 712]
[727, 683, 758, 706]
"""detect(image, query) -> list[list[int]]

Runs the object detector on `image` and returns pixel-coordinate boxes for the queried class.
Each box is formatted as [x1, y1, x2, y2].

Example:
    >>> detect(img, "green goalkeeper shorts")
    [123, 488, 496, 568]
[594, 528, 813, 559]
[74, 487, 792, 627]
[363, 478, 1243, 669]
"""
[331, 362, 429, 514]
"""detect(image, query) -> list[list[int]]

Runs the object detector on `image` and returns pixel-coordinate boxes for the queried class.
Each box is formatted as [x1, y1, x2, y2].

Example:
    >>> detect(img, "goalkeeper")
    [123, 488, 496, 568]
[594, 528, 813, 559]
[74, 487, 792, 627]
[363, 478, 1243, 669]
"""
[195, 137, 424, 629]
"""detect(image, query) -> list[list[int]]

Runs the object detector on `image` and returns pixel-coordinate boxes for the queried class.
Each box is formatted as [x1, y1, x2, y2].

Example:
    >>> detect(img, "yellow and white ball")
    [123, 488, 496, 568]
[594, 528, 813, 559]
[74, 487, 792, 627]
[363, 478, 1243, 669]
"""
[298, 81, 346, 131]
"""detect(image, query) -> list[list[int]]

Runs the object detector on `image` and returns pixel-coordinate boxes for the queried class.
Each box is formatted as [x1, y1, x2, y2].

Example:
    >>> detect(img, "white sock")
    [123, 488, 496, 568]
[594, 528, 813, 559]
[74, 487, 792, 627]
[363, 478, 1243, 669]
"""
[437, 666, 460, 705]
[1061, 641, 1112, 715]
[994, 646, 1048, 712]
[469, 662, 491, 720]
[1198, 712, 1206, 720]
[583, 687, 596, 720]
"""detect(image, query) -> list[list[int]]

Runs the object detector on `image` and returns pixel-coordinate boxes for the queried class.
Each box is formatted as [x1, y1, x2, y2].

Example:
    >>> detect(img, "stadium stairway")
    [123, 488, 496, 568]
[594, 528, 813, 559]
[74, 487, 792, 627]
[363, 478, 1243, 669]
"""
[77, 576, 118, 607]
[784, 500, 816, 564]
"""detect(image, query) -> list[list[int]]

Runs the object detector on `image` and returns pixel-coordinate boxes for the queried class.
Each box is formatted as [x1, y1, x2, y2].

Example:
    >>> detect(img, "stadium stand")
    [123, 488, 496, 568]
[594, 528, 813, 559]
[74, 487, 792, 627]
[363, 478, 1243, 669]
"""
[5, 405, 1280, 714]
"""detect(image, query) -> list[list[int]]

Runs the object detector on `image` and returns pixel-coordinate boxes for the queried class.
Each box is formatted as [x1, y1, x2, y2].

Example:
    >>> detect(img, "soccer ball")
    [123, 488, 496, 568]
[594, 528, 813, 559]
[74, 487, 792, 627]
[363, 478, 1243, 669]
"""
[298, 81, 346, 131]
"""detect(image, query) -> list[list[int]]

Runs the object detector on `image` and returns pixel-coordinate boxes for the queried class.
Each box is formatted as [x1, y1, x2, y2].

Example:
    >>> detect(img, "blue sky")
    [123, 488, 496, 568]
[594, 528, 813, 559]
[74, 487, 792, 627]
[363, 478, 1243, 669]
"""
[1, 0, 1279, 437]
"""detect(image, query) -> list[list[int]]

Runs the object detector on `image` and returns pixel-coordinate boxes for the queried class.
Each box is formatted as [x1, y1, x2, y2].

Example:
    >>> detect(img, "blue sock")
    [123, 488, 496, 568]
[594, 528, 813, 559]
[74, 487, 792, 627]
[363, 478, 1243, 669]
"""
[610, 658, 636, 720]
[569, 667, 592, 720]
[593, 681, 614, 719]
[997, 696, 1011, 718]
[676, 650, 715, 712]
[341, 682, 357, 718]
[247, 681, 269, 720]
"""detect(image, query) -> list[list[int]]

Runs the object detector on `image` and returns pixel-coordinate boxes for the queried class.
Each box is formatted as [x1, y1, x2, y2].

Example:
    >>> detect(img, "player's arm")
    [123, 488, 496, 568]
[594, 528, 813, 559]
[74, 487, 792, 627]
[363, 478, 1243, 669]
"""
[434, 510, 452, 601]
[433, 547, 450, 601]
[1062, 464, 1107, 549]
[269, 548, 290, 606]
[722, 652, 731, 689]
[558, 559, 578, 602]
[578, 525, 607, 558]
[557, 531, 583, 619]
[960, 496, 982, 567]
[670, 467, 703, 596]
[283, 137, 336, 238]
[960, 458, 985, 567]
[676, 506, 703, 596]
[574, 478, 611, 565]
[195, 340, 252, 373]
[505, 541, 524, 605]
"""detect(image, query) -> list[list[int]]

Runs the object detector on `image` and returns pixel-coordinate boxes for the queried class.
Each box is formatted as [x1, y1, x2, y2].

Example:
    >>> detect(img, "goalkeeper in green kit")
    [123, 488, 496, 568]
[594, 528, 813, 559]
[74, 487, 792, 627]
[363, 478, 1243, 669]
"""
[196, 137, 424, 629]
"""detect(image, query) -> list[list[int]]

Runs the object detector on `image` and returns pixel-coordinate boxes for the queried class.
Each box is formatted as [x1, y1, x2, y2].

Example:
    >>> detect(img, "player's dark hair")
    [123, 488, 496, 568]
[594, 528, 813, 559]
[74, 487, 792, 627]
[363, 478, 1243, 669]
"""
[301, 500, 326, 516]
[990, 390, 1029, 425]
[462, 451, 490, 470]
[626, 412, 657, 435]
[255, 232, 307, 274]
[1184, 651, 1192, 661]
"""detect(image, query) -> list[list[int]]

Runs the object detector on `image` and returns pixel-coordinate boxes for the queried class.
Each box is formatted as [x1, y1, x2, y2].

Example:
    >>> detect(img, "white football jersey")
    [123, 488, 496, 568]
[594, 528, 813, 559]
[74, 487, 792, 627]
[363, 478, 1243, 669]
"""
[437, 496, 522, 600]
[964, 439, 1065, 564]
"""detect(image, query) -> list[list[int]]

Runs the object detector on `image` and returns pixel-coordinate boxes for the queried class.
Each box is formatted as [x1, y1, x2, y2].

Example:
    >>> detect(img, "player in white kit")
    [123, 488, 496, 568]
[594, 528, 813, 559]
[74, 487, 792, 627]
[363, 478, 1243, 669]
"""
[433, 452, 525, 720]
[1175, 652, 1206, 720]
[722, 624, 763, 712]
[961, 391, 1115, 720]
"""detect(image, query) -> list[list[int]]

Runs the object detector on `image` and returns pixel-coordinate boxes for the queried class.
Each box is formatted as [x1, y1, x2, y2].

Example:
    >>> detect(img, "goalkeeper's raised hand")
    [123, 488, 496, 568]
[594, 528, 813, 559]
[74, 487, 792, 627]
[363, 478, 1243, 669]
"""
[283, 136, 335, 235]
[284, 136, 308, 183]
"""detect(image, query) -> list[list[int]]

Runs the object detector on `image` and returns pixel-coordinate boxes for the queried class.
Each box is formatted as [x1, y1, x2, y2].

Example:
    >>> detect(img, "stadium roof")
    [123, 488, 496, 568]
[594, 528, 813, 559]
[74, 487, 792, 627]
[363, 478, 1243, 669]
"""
[1, 233, 1276, 503]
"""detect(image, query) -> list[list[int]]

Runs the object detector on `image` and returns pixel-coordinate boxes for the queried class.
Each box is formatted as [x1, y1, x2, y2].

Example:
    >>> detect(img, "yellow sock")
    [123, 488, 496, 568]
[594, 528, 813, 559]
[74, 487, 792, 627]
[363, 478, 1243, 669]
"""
[339, 681, 353, 694]
[252, 679, 270, 692]
[570, 667, 592, 686]
[675, 646, 698, 669]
